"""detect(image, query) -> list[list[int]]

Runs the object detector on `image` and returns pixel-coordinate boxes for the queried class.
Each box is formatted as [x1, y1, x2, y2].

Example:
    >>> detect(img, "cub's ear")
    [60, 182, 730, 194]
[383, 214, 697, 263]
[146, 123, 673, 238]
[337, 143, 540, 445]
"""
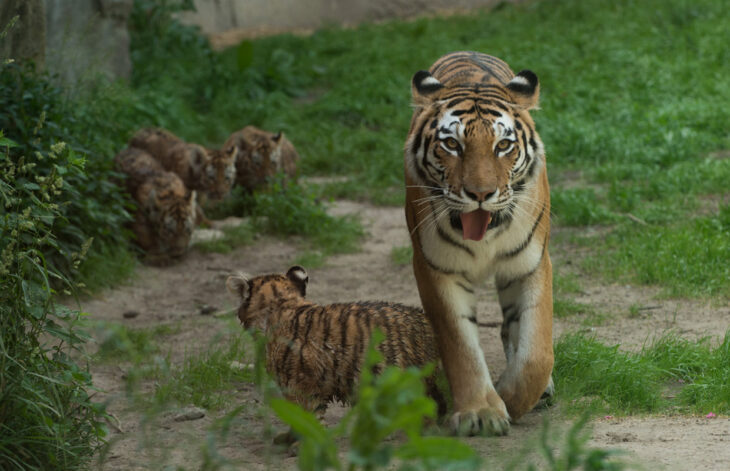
[190, 145, 208, 170]
[506, 69, 540, 110]
[272, 131, 283, 143]
[411, 70, 443, 105]
[226, 273, 250, 302]
[286, 265, 308, 296]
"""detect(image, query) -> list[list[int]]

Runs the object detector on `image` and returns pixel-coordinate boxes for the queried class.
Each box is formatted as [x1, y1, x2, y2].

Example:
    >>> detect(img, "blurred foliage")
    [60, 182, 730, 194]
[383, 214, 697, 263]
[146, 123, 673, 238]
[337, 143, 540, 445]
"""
[0, 132, 108, 470]
[0, 61, 133, 288]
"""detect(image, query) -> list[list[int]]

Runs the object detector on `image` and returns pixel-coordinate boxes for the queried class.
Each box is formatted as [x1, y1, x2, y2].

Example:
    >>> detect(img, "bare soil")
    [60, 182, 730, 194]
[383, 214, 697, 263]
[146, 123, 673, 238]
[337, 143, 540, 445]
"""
[82, 200, 730, 470]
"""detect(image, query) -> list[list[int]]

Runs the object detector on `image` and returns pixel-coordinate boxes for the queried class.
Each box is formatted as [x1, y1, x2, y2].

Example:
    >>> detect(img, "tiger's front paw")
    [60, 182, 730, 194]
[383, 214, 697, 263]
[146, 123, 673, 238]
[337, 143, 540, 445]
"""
[448, 393, 510, 436]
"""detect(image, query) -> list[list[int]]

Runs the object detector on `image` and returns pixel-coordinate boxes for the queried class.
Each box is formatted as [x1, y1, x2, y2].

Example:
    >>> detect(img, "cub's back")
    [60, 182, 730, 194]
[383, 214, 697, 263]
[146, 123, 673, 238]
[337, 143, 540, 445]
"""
[114, 147, 165, 194]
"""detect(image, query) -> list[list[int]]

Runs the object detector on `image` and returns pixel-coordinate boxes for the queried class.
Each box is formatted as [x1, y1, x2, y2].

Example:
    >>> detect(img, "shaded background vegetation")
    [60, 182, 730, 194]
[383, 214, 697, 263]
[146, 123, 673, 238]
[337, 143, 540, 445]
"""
[2, 0, 729, 468]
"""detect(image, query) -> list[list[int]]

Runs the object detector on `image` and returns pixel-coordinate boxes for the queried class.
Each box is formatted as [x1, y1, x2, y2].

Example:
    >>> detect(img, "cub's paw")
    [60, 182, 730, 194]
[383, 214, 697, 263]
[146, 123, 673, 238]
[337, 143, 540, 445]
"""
[448, 403, 510, 436]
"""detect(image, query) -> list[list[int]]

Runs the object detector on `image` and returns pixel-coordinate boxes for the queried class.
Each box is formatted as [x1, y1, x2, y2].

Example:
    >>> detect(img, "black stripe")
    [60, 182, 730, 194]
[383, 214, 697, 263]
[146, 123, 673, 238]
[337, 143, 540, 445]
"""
[411, 116, 430, 155]
[499, 203, 546, 259]
[466, 314, 478, 325]
[501, 304, 520, 325]
[451, 106, 476, 116]
[319, 309, 331, 384]
[436, 222, 475, 257]
[496, 233, 548, 291]
[456, 281, 475, 294]
[298, 307, 316, 373]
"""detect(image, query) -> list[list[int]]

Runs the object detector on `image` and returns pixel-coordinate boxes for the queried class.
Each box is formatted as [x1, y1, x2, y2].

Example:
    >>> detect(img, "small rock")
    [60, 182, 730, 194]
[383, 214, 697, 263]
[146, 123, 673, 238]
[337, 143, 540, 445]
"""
[230, 361, 253, 371]
[122, 310, 139, 319]
[199, 305, 217, 315]
[173, 407, 205, 422]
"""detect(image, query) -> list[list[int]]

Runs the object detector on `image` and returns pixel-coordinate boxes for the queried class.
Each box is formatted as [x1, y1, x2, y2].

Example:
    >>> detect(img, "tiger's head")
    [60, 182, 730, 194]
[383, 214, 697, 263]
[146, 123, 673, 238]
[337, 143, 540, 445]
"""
[226, 266, 309, 331]
[140, 173, 197, 258]
[204, 146, 238, 200]
[224, 126, 299, 192]
[405, 67, 545, 241]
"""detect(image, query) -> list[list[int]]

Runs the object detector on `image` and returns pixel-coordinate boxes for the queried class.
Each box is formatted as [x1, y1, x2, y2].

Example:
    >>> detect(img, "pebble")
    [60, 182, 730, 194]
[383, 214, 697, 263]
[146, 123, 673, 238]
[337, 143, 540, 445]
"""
[173, 407, 205, 422]
[122, 310, 139, 319]
[230, 361, 254, 371]
[199, 305, 217, 315]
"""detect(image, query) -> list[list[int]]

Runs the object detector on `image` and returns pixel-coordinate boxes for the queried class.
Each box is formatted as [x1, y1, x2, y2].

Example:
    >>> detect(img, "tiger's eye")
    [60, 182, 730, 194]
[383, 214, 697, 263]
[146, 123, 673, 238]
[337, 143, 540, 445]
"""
[496, 139, 512, 152]
[444, 137, 460, 150]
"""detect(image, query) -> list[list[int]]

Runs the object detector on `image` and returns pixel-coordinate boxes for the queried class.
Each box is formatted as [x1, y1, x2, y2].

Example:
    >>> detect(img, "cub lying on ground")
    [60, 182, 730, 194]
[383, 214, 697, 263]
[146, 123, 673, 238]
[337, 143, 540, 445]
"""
[114, 147, 196, 263]
[129, 128, 237, 224]
[226, 266, 446, 424]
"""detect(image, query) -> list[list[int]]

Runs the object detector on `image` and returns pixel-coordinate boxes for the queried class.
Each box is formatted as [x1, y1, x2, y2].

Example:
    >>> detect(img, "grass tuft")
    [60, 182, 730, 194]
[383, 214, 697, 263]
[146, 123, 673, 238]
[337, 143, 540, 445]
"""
[555, 331, 730, 415]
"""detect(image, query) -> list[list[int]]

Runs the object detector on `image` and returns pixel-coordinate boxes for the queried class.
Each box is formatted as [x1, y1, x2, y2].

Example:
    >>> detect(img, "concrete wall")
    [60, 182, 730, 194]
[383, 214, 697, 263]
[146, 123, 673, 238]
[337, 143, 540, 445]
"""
[179, 0, 503, 36]
[44, 0, 133, 86]
[0, 0, 46, 68]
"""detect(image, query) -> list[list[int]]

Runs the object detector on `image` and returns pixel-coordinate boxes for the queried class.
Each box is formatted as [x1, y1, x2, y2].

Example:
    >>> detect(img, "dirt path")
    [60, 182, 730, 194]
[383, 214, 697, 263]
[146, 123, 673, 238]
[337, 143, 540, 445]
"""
[82, 201, 730, 470]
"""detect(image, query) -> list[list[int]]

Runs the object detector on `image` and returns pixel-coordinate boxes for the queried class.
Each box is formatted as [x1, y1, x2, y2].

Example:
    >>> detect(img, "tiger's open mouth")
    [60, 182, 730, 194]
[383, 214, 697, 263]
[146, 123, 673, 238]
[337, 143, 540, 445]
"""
[450, 209, 500, 241]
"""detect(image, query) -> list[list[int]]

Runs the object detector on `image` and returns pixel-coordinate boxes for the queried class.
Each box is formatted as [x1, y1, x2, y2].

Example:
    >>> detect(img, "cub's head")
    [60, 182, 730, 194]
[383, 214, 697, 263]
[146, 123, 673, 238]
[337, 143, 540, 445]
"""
[226, 266, 309, 331]
[225, 126, 297, 192]
[141, 173, 197, 258]
[405, 67, 545, 241]
[204, 146, 238, 200]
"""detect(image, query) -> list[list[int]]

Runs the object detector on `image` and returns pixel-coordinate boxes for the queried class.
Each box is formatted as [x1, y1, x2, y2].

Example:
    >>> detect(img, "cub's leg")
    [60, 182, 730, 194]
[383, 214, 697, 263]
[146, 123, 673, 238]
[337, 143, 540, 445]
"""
[273, 395, 326, 447]
[412, 253, 510, 436]
[495, 249, 554, 420]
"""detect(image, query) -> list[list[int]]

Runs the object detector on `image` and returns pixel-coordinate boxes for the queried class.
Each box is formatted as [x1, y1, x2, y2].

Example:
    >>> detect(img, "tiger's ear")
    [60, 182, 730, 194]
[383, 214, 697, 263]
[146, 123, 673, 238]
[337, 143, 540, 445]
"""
[286, 265, 308, 296]
[411, 70, 443, 105]
[226, 273, 251, 302]
[506, 70, 540, 110]
[272, 131, 283, 143]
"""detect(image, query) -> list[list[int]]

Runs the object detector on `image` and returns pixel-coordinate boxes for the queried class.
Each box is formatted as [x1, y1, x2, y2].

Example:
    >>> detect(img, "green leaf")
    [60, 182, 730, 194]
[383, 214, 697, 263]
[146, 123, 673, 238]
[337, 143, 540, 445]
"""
[396, 436, 481, 470]
[269, 398, 328, 442]
[236, 40, 254, 71]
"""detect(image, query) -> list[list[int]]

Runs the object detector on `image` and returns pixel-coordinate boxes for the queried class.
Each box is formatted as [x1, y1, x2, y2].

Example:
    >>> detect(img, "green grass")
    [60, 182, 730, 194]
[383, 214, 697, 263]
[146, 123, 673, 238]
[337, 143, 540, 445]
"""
[390, 245, 413, 266]
[150, 331, 254, 410]
[554, 331, 730, 415]
[251, 180, 365, 261]
[95, 322, 181, 363]
[588, 204, 730, 299]
[193, 222, 256, 254]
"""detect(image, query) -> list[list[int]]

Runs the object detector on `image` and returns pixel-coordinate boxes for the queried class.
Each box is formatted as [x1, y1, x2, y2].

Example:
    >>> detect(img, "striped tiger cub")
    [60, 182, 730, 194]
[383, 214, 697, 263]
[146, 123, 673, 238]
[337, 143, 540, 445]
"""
[226, 266, 447, 421]
[404, 51, 554, 436]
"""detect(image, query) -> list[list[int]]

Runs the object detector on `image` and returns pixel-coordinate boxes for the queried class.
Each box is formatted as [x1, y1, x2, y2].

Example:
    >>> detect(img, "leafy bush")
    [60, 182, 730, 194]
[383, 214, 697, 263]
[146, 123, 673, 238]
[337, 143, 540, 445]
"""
[0, 61, 133, 289]
[0, 133, 108, 469]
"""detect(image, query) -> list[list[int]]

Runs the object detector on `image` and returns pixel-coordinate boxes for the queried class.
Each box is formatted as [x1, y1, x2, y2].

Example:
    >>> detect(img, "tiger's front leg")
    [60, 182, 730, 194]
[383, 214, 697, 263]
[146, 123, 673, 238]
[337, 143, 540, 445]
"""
[495, 248, 554, 420]
[412, 252, 510, 436]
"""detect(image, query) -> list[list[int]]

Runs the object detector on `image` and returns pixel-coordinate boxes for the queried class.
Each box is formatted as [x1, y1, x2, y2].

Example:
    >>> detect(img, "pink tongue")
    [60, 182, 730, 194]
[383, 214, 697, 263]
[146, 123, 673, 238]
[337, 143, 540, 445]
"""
[460, 209, 492, 241]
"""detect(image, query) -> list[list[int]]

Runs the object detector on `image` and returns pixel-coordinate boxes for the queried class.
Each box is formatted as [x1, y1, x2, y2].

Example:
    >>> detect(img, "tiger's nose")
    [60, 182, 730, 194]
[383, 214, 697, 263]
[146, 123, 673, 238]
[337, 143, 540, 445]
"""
[464, 187, 497, 202]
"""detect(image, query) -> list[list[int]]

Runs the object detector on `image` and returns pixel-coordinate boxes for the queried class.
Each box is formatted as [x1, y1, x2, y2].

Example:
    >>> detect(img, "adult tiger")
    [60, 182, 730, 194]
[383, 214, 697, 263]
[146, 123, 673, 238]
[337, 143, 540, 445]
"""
[404, 51, 553, 436]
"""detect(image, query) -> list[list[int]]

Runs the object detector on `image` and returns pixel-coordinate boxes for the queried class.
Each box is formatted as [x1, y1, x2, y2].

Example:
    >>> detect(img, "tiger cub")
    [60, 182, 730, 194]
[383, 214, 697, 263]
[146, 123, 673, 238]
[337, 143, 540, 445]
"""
[226, 266, 447, 420]
[223, 126, 299, 192]
[129, 128, 237, 224]
[114, 147, 196, 263]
